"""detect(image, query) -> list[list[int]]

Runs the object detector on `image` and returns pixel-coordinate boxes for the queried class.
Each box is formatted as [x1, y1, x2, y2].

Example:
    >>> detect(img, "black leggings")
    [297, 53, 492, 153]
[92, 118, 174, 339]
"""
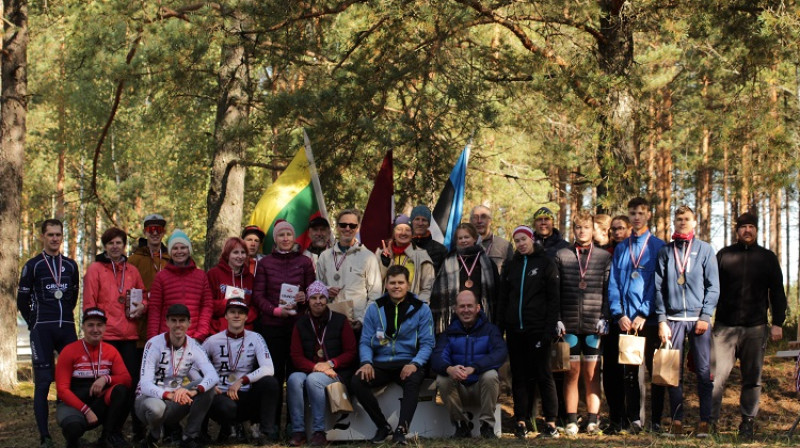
[507, 332, 558, 422]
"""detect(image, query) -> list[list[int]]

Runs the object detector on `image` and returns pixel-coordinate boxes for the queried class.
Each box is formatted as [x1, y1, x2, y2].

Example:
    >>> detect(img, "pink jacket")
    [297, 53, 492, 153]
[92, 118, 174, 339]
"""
[83, 254, 146, 341]
[206, 258, 257, 333]
[147, 259, 213, 341]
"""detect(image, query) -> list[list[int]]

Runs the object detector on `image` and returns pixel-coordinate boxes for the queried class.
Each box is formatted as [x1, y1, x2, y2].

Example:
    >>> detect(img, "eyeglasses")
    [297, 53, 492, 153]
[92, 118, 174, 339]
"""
[146, 225, 165, 234]
[337, 223, 358, 230]
[611, 226, 627, 231]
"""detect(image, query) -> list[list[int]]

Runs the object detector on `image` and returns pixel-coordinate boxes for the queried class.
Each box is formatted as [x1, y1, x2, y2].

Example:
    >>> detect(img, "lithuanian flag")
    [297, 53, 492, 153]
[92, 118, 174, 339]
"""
[249, 136, 328, 253]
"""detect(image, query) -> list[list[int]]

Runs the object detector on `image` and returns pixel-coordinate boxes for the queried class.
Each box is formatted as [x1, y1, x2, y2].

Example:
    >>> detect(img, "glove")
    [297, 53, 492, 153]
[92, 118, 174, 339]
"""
[595, 319, 609, 335]
[556, 321, 566, 336]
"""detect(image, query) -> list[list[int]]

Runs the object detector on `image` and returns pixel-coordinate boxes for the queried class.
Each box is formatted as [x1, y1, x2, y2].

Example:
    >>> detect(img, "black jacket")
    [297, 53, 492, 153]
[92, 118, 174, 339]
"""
[535, 228, 571, 259]
[716, 242, 787, 327]
[413, 234, 448, 274]
[555, 245, 611, 334]
[498, 246, 560, 335]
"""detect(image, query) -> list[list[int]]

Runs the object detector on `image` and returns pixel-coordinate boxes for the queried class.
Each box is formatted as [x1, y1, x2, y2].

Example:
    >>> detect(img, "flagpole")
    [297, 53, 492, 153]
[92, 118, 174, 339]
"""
[303, 129, 329, 221]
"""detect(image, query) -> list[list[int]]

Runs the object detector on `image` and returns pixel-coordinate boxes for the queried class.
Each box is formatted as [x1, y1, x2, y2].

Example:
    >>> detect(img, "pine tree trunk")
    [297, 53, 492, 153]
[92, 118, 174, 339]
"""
[696, 126, 711, 240]
[654, 88, 673, 241]
[740, 143, 751, 214]
[770, 189, 781, 259]
[0, 0, 29, 389]
[723, 145, 730, 245]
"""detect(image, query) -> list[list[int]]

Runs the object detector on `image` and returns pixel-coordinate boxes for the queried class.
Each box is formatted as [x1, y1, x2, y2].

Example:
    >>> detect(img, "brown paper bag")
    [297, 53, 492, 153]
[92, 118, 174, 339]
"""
[327, 300, 355, 321]
[652, 340, 681, 387]
[618, 330, 645, 365]
[325, 380, 354, 414]
[550, 337, 571, 372]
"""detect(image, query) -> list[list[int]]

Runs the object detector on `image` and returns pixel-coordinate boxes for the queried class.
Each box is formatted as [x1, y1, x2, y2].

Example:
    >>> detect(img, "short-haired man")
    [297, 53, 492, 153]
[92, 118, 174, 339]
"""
[711, 212, 785, 437]
[241, 225, 266, 276]
[470, 205, 514, 273]
[606, 197, 666, 434]
[532, 207, 570, 259]
[136, 304, 219, 448]
[18, 219, 81, 448]
[655, 205, 720, 438]
[351, 265, 435, 445]
[303, 216, 332, 269]
[409, 205, 448, 274]
[203, 299, 279, 443]
[316, 209, 383, 326]
[55, 308, 132, 448]
[431, 290, 507, 439]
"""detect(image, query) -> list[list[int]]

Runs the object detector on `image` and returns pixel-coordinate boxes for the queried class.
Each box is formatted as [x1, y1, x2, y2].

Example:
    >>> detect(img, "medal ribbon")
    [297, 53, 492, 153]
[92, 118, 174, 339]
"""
[170, 341, 187, 380]
[110, 259, 127, 295]
[225, 333, 246, 373]
[672, 238, 694, 279]
[81, 340, 102, 378]
[628, 232, 651, 270]
[310, 310, 331, 358]
[458, 254, 480, 281]
[333, 250, 348, 273]
[575, 243, 594, 281]
[150, 247, 163, 272]
[43, 252, 63, 289]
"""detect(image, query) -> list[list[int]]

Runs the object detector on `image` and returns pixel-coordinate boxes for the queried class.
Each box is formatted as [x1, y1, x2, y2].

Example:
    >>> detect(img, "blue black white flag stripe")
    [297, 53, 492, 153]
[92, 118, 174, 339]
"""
[432, 141, 471, 251]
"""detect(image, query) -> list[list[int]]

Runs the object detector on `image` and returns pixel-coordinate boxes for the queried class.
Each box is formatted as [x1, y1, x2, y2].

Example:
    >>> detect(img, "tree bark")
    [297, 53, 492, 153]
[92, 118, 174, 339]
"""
[696, 126, 712, 240]
[654, 88, 673, 241]
[205, 9, 252, 269]
[723, 145, 730, 245]
[0, 0, 28, 389]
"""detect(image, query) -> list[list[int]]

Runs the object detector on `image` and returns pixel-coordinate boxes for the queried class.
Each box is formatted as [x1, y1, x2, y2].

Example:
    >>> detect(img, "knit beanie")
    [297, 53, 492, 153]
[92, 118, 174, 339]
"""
[394, 214, 411, 229]
[735, 212, 758, 230]
[533, 207, 555, 221]
[513, 225, 534, 240]
[410, 205, 432, 223]
[167, 229, 192, 254]
[306, 280, 329, 299]
[272, 219, 296, 243]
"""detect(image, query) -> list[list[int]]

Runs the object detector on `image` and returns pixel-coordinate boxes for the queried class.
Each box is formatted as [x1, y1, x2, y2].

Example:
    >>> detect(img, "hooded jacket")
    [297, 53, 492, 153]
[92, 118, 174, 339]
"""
[316, 241, 383, 322]
[360, 292, 435, 367]
[374, 242, 435, 302]
[147, 259, 213, 341]
[206, 258, 257, 333]
[82, 253, 146, 341]
[654, 238, 720, 323]
[252, 246, 316, 328]
[127, 238, 170, 289]
[497, 245, 560, 335]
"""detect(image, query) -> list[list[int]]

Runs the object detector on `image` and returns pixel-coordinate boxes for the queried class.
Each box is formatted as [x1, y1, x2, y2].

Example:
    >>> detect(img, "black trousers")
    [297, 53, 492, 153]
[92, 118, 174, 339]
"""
[507, 331, 558, 422]
[350, 363, 426, 430]
[256, 323, 293, 429]
[208, 377, 280, 431]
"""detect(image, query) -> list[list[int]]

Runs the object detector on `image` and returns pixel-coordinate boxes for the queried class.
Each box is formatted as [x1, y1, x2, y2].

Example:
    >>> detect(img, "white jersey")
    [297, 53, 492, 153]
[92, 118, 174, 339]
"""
[137, 333, 218, 398]
[202, 329, 274, 392]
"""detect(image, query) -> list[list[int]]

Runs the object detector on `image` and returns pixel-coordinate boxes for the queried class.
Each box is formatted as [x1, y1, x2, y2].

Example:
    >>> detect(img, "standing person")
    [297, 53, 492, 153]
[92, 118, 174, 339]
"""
[593, 214, 613, 252]
[303, 216, 332, 269]
[241, 225, 266, 276]
[409, 205, 448, 274]
[206, 237, 257, 333]
[287, 281, 358, 446]
[609, 216, 632, 252]
[532, 207, 570, 259]
[375, 214, 435, 302]
[17, 219, 81, 448]
[431, 290, 507, 439]
[350, 266, 435, 445]
[252, 219, 316, 436]
[497, 226, 560, 439]
[136, 305, 218, 448]
[470, 205, 514, 273]
[203, 299, 279, 444]
[655, 205, 720, 438]
[430, 223, 499, 334]
[55, 308, 132, 448]
[316, 209, 383, 327]
[147, 230, 213, 342]
[711, 213, 786, 437]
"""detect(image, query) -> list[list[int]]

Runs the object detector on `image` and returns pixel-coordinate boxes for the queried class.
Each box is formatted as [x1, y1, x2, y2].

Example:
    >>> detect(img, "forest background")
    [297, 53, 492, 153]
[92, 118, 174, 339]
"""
[2, 1, 800, 389]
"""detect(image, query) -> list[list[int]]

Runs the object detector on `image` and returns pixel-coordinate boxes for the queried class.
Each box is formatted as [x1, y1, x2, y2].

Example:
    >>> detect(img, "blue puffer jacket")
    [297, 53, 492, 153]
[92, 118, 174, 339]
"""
[360, 293, 435, 368]
[430, 311, 508, 386]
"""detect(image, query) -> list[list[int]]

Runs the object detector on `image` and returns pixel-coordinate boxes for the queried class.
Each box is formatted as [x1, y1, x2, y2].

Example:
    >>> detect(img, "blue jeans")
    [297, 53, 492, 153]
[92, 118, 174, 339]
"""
[667, 320, 713, 422]
[287, 372, 337, 433]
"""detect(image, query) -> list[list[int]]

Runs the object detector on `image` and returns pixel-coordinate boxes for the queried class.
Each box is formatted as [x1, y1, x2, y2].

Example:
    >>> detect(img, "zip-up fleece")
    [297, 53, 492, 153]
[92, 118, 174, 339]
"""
[654, 238, 720, 323]
[497, 247, 560, 334]
[359, 292, 434, 367]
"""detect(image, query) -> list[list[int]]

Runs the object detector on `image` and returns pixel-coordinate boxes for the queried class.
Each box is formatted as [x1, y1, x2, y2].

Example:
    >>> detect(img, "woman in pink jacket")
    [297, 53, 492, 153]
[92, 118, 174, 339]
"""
[147, 229, 213, 341]
[206, 237, 257, 333]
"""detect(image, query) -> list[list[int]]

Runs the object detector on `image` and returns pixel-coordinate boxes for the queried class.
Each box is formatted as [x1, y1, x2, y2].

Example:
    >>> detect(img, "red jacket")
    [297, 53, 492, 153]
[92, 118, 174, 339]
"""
[83, 254, 146, 341]
[206, 258, 257, 333]
[252, 248, 316, 328]
[147, 259, 213, 341]
[56, 340, 131, 413]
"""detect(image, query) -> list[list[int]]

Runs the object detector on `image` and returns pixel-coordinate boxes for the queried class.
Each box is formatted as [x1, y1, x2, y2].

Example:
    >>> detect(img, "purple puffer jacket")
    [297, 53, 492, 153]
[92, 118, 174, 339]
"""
[252, 247, 316, 327]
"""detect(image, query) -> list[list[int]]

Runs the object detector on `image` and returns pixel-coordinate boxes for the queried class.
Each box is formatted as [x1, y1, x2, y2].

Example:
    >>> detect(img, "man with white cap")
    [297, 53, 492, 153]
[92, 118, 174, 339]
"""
[409, 205, 447, 274]
[203, 299, 279, 443]
[470, 205, 514, 273]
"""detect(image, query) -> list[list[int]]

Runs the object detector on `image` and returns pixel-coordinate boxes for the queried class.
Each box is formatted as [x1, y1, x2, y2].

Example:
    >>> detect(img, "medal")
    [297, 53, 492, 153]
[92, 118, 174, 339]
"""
[317, 348, 324, 358]
[170, 341, 187, 389]
[628, 232, 651, 276]
[458, 254, 480, 290]
[333, 273, 340, 281]
[677, 274, 685, 285]
[579, 281, 587, 290]
[225, 332, 246, 382]
[118, 295, 125, 304]
[43, 252, 64, 299]
[631, 271, 640, 279]
[311, 311, 331, 360]
[673, 238, 694, 287]
[169, 380, 179, 388]
[464, 279, 474, 288]
[110, 259, 127, 305]
[575, 243, 593, 292]
[54, 290, 63, 299]
[227, 373, 238, 383]
[333, 250, 348, 283]
[81, 340, 102, 379]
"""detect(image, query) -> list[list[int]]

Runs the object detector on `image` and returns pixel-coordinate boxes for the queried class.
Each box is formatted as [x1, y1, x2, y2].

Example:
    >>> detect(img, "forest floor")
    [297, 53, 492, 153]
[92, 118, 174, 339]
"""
[3, 340, 800, 448]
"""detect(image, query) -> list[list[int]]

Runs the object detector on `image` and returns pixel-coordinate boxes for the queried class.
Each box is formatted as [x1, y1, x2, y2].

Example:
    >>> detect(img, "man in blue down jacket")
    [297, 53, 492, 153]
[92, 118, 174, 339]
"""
[432, 290, 507, 439]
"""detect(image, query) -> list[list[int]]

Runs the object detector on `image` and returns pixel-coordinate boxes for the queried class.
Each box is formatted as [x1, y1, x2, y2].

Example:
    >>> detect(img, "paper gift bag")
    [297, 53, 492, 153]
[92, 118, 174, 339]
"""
[550, 337, 571, 372]
[653, 340, 681, 387]
[618, 330, 645, 365]
[326, 380, 354, 414]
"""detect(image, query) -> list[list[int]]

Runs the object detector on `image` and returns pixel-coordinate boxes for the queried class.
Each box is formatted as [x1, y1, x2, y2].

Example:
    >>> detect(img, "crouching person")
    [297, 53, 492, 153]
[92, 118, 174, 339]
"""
[431, 290, 507, 439]
[287, 281, 358, 446]
[136, 304, 219, 448]
[350, 266, 435, 445]
[203, 299, 279, 444]
[56, 308, 131, 448]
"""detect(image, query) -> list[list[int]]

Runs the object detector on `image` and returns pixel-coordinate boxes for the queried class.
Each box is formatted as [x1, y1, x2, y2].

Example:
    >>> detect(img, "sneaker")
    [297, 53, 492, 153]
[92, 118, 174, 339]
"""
[480, 422, 496, 439]
[565, 422, 579, 436]
[370, 425, 392, 444]
[621, 420, 642, 435]
[391, 426, 407, 445]
[178, 437, 200, 448]
[309, 431, 327, 446]
[669, 420, 683, 437]
[695, 421, 710, 439]
[453, 421, 471, 438]
[514, 422, 527, 439]
[40, 438, 55, 448]
[586, 422, 600, 435]
[288, 432, 306, 447]
[537, 424, 560, 439]
[739, 417, 755, 438]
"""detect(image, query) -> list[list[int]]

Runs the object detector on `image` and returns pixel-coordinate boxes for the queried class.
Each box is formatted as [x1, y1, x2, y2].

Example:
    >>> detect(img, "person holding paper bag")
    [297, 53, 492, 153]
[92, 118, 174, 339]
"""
[207, 237, 257, 333]
[252, 219, 316, 435]
[654, 205, 720, 438]
[287, 281, 357, 446]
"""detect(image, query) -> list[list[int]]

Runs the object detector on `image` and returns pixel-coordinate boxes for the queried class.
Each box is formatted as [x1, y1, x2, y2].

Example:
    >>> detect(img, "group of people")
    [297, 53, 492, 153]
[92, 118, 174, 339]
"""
[16, 197, 786, 448]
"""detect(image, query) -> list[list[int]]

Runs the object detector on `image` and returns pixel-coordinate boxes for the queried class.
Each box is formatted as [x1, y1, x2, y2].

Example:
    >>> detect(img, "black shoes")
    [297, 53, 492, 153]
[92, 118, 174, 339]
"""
[514, 421, 527, 439]
[371, 424, 392, 443]
[391, 426, 407, 445]
[480, 422, 496, 439]
[739, 417, 755, 438]
[453, 421, 471, 438]
[537, 424, 560, 439]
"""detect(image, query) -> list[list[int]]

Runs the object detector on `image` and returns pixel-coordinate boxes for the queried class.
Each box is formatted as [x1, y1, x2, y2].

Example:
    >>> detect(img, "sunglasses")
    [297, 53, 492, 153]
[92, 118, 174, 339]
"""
[337, 223, 358, 230]
[146, 225, 165, 234]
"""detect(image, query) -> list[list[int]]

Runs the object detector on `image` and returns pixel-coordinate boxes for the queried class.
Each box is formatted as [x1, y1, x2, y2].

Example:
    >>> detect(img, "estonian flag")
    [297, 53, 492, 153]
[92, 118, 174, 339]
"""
[360, 150, 394, 252]
[432, 142, 471, 251]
